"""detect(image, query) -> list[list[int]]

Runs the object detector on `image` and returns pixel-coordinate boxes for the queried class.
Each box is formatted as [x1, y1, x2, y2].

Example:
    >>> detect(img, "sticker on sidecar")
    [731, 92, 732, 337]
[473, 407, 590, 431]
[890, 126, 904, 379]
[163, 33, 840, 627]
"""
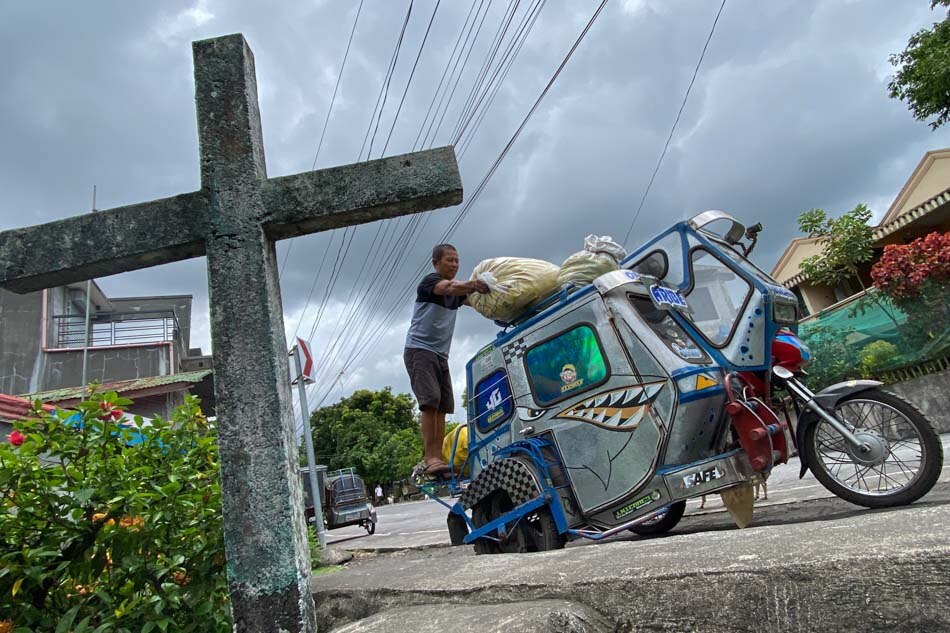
[649, 284, 689, 311]
[613, 490, 662, 521]
[682, 466, 725, 489]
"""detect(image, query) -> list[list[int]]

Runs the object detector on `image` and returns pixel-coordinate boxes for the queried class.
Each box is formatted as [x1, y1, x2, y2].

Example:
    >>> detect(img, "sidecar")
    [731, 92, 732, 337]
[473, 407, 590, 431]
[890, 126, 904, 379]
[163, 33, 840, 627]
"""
[440, 211, 802, 552]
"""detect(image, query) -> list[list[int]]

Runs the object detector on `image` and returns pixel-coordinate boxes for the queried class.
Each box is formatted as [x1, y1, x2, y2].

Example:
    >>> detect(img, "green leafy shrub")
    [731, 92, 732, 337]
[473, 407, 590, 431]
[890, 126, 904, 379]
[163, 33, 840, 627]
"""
[307, 525, 322, 569]
[798, 324, 862, 390]
[0, 394, 230, 632]
[859, 340, 901, 378]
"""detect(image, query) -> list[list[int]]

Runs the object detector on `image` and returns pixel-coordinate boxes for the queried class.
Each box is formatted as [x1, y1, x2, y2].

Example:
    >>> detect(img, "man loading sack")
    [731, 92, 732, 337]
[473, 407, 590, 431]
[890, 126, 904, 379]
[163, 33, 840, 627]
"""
[405, 244, 489, 478]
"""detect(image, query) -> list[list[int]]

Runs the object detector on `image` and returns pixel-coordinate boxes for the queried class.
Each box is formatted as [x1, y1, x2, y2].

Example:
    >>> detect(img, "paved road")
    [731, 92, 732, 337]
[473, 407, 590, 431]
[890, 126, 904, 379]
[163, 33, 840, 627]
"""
[326, 433, 950, 551]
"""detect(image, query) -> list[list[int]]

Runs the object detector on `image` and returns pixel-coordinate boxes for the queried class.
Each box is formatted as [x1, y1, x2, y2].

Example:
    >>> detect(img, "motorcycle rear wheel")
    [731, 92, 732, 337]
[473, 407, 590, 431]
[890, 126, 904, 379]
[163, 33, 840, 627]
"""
[803, 388, 942, 508]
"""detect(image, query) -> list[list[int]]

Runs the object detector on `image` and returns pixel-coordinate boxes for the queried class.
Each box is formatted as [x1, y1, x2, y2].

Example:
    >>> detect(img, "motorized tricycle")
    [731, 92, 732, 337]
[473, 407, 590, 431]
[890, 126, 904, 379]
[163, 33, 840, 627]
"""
[420, 210, 943, 553]
[302, 466, 377, 535]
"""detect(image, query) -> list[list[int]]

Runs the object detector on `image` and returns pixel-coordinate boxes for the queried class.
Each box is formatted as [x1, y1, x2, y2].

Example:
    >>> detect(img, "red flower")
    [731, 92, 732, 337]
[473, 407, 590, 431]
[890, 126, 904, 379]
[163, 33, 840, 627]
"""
[8, 430, 25, 447]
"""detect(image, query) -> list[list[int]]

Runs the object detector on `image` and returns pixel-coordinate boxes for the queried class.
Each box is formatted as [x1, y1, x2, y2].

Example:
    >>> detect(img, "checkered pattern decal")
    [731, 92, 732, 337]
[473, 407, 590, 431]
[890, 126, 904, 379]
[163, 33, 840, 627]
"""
[460, 457, 541, 510]
[501, 339, 528, 364]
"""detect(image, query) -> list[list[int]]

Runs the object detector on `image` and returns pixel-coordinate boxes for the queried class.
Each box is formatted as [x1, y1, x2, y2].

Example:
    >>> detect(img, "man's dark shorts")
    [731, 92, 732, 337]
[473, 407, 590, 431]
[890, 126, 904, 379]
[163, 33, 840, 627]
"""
[404, 347, 454, 414]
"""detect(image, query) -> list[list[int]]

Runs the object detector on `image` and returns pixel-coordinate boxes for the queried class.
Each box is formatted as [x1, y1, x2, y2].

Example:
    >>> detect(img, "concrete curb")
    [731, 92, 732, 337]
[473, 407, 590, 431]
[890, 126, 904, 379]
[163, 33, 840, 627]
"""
[317, 548, 950, 632]
[313, 498, 950, 632]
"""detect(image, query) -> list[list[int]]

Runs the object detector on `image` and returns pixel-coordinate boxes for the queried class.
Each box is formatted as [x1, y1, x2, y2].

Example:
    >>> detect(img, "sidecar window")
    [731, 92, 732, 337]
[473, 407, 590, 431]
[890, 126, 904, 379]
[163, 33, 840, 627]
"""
[684, 248, 751, 346]
[473, 369, 513, 432]
[628, 294, 709, 363]
[525, 325, 609, 406]
[628, 232, 685, 286]
[629, 250, 668, 280]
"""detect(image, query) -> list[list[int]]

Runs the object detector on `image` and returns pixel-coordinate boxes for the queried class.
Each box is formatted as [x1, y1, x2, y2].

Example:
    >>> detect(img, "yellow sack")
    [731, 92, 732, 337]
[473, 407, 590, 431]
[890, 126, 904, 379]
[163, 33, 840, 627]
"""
[556, 235, 626, 287]
[442, 425, 469, 473]
[557, 251, 618, 287]
[467, 257, 560, 322]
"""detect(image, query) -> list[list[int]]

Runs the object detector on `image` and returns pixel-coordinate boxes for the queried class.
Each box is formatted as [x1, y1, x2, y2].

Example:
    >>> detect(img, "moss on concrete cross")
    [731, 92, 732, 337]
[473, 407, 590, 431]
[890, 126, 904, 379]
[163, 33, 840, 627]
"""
[0, 33, 462, 632]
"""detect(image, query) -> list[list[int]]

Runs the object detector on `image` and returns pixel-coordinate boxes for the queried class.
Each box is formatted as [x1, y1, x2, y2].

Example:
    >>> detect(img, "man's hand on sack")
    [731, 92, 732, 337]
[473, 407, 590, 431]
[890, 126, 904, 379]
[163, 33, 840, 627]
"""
[473, 279, 491, 294]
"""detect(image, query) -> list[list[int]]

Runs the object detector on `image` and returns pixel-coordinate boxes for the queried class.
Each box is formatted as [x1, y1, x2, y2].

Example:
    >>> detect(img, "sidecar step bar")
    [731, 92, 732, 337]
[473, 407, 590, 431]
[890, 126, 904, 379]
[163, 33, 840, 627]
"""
[568, 504, 675, 540]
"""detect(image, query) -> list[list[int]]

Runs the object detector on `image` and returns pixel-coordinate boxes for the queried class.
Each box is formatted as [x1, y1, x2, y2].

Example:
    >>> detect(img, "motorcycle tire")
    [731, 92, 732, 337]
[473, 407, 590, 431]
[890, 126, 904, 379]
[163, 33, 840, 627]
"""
[629, 500, 686, 535]
[364, 520, 376, 535]
[803, 388, 942, 509]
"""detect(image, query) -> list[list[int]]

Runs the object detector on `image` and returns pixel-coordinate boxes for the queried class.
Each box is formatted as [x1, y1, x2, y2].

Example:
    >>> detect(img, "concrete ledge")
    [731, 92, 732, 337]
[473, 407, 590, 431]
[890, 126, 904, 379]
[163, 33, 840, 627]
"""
[313, 501, 950, 632]
[330, 600, 612, 633]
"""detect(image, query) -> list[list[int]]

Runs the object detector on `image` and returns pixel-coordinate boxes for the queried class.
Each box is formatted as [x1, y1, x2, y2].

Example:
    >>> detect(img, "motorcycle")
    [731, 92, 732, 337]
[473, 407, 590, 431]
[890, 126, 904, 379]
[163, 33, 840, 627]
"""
[420, 210, 943, 553]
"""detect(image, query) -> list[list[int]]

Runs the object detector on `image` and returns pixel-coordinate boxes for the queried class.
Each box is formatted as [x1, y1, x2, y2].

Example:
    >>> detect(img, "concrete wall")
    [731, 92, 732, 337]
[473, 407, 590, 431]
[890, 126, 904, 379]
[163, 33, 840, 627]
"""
[0, 289, 45, 394]
[40, 345, 171, 392]
[887, 368, 950, 434]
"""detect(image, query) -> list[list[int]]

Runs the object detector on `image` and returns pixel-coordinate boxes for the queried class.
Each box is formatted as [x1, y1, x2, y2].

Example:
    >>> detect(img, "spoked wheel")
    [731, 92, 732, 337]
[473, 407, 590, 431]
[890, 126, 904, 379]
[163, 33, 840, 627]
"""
[363, 520, 376, 535]
[803, 388, 943, 508]
[471, 491, 566, 555]
[628, 500, 686, 536]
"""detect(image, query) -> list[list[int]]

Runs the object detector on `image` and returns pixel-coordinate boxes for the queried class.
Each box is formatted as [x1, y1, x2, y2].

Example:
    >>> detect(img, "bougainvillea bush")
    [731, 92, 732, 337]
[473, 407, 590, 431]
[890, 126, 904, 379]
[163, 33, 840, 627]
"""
[872, 231, 950, 354]
[0, 394, 230, 632]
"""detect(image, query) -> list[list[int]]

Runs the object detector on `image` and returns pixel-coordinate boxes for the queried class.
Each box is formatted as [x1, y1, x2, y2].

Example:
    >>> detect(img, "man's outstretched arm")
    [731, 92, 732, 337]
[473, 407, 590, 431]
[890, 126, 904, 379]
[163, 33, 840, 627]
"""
[434, 279, 489, 296]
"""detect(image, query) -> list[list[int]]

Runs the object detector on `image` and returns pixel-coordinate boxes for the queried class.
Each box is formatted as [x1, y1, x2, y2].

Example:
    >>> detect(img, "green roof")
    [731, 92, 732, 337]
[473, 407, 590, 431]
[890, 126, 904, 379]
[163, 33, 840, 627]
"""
[25, 370, 212, 403]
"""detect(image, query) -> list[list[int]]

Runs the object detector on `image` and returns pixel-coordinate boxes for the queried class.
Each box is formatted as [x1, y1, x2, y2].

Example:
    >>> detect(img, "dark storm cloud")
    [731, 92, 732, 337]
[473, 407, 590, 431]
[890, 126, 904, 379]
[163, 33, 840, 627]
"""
[2, 0, 948, 407]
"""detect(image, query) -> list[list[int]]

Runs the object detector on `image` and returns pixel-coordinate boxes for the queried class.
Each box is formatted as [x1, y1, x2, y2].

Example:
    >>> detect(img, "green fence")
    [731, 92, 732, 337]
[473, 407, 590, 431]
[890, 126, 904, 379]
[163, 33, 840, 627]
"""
[797, 287, 950, 389]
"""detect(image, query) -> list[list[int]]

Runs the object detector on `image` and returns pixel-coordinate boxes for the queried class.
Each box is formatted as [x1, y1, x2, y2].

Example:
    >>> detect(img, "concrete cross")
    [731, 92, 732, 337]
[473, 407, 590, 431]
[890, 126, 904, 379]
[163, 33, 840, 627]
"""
[0, 34, 461, 631]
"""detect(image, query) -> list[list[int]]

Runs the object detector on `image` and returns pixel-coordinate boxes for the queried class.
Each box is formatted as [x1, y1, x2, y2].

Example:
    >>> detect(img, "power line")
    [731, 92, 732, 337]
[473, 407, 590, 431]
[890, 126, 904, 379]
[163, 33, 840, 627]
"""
[450, 0, 521, 143]
[310, 0, 613, 407]
[412, 0, 480, 151]
[279, 2, 365, 283]
[382, 0, 442, 156]
[312, 0, 365, 170]
[367, 0, 414, 160]
[622, 0, 727, 246]
[428, 0, 495, 147]
[456, 0, 547, 154]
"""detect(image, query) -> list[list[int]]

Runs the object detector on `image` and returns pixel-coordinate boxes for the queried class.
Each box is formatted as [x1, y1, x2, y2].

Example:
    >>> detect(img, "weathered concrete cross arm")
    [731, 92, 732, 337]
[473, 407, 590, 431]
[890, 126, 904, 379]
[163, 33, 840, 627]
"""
[261, 146, 462, 241]
[0, 191, 210, 294]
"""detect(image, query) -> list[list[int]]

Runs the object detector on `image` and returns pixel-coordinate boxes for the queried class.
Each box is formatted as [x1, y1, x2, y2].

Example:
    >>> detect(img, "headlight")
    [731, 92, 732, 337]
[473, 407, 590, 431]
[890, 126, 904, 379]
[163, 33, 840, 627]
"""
[773, 302, 798, 324]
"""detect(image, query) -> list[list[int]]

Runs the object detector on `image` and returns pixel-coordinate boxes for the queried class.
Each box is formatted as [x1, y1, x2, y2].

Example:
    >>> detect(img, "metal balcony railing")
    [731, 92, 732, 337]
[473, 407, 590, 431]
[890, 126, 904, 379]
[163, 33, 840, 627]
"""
[50, 310, 182, 350]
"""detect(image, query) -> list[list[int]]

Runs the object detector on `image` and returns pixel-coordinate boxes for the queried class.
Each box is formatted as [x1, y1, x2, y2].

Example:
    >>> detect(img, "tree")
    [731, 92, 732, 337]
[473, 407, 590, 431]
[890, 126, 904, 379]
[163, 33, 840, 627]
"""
[797, 204, 902, 330]
[306, 388, 421, 484]
[888, 1, 950, 130]
[798, 204, 875, 288]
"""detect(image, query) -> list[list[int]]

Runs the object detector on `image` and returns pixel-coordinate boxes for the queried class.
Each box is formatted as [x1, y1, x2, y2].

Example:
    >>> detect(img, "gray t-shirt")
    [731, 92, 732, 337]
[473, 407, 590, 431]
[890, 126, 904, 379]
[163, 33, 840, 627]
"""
[405, 273, 467, 358]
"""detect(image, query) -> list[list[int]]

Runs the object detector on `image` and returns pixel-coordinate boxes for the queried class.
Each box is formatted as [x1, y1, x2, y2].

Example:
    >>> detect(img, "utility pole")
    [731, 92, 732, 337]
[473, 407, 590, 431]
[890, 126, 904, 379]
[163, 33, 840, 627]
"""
[291, 342, 326, 548]
[81, 186, 97, 387]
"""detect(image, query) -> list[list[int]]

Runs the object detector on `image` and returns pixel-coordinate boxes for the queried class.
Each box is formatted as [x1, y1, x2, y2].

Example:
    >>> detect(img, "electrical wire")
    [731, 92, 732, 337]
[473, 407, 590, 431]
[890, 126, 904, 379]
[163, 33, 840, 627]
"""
[382, 0, 442, 156]
[308, 0, 612, 408]
[621, 0, 727, 246]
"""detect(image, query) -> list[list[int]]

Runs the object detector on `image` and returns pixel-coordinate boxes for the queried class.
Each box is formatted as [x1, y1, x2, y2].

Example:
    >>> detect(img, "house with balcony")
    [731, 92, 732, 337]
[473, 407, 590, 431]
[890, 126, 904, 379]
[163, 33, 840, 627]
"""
[0, 281, 214, 420]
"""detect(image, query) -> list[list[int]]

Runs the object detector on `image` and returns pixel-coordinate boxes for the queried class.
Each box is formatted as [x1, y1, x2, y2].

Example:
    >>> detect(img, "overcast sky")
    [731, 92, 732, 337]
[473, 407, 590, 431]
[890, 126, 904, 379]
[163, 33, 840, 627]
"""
[2, 0, 949, 424]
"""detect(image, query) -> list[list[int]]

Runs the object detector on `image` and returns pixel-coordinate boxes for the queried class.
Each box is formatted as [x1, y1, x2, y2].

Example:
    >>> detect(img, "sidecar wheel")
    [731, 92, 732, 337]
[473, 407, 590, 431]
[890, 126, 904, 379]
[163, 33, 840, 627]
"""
[364, 521, 376, 535]
[803, 388, 942, 508]
[629, 500, 686, 535]
[471, 491, 565, 554]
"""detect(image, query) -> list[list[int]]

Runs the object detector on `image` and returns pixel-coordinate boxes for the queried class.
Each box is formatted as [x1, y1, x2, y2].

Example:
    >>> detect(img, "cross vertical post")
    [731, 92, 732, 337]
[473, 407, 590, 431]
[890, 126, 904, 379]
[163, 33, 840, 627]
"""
[192, 35, 315, 630]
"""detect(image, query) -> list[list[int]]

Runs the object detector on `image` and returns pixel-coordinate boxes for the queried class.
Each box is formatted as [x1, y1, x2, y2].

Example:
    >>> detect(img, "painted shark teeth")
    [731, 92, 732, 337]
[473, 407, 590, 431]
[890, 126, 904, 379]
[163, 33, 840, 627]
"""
[556, 381, 666, 429]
